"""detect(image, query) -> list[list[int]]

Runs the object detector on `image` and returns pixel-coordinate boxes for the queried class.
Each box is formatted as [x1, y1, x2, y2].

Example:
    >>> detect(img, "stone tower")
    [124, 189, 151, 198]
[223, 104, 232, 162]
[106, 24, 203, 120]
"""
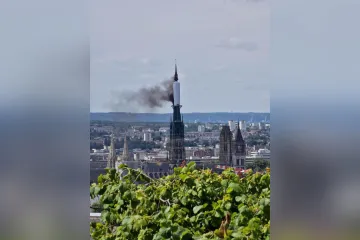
[169, 62, 185, 166]
[232, 120, 246, 167]
[219, 125, 232, 165]
[121, 135, 130, 161]
[107, 133, 116, 169]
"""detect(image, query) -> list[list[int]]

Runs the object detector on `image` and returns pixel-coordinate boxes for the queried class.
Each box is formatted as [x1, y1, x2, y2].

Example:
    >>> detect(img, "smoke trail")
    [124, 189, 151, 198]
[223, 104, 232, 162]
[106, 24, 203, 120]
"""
[109, 77, 174, 112]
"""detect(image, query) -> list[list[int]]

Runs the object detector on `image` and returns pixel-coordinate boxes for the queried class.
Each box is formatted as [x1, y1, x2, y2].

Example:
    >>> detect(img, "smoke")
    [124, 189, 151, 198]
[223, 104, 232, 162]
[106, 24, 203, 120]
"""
[109, 77, 174, 112]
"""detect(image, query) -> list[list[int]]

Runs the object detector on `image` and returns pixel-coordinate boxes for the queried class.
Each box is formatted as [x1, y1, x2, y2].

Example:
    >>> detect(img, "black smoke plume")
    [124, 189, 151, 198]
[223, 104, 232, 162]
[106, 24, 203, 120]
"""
[109, 77, 174, 112]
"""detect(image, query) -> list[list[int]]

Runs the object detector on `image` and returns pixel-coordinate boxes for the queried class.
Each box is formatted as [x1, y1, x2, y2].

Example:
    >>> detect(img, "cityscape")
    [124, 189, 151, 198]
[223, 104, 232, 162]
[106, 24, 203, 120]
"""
[90, 64, 270, 183]
[89, 64, 270, 239]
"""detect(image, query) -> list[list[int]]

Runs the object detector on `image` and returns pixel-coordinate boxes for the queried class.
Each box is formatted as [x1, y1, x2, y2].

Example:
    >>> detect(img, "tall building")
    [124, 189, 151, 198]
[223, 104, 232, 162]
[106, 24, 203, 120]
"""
[228, 120, 236, 131]
[232, 121, 246, 167]
[219, 125, 232, 165]
[240, 120, 246, 131]
[168, 62, 185, 165]
[115, 135, 131, 170]
[121, 136, 130, 161]
[143, 132, 152, 142]
[214, 144, 220, 157]
[219, 121, 246, 168]
[107, 133, 116, 169]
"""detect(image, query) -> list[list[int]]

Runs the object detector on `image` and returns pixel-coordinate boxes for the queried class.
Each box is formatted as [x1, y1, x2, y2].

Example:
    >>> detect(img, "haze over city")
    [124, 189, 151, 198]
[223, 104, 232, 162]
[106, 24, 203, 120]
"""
[91, 0, 269, 113]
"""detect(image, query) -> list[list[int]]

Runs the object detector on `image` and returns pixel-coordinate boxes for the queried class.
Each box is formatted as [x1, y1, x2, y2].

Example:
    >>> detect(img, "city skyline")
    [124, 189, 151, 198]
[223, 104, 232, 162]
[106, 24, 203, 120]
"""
[91, 0, 269, 113]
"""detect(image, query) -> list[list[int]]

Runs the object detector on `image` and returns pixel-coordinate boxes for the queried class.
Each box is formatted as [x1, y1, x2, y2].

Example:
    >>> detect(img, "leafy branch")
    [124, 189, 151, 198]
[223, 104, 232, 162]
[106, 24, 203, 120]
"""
[90, 162, 270, 240]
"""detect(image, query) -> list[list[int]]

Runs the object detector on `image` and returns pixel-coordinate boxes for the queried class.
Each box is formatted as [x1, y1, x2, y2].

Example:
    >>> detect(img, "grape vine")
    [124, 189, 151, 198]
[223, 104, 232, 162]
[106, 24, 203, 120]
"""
[90, 162, 270, 240]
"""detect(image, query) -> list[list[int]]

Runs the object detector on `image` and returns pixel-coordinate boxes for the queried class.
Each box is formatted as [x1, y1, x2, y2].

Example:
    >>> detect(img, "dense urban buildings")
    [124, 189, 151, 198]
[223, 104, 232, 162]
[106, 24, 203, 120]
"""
[90, 119, 270, 182]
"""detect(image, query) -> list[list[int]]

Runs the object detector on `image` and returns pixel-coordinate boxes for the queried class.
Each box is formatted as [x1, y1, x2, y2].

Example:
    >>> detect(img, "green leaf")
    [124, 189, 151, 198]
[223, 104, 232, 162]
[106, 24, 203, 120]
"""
[94, 186, 100, 196]
[179, 174, 188, 181]
[193, 205, 203, 214]
[231, 231, 243, 238]
[187, 161, 196, 170]
[225, 202, 232, 210]
[221, 179, 228, 187]
[180, 196, 188, 205]
[228, 182, 241, 192]
[180, 229, 193, 240]
[242, 226, 251, 235]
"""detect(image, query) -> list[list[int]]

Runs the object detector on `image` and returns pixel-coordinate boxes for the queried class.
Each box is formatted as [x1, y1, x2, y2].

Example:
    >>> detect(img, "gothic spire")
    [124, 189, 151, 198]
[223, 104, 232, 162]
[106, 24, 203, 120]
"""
[174, 59, 178, 81]
[121, 135, 130, 161]
[107, 132, 116, 168]
[235, 120, 244, 143]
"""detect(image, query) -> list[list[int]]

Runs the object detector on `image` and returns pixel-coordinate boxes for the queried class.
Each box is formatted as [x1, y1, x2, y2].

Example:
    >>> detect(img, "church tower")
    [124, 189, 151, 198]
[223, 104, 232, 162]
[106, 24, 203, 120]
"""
[232, 120, 246, 168]
[107, 133, 116, 169]
[168, 61, 185, 165]
[121, 135, 130, 161]
[219, 125, 232, 165]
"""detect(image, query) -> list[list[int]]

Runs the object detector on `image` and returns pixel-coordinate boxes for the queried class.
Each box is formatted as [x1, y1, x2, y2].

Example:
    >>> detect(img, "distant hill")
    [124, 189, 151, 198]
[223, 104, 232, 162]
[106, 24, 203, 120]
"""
[90, 112, 270, 123]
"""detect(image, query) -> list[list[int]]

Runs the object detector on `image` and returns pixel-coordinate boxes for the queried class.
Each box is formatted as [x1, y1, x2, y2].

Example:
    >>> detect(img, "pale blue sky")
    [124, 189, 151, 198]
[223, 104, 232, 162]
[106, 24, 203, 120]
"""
[90, 0, 269, 113]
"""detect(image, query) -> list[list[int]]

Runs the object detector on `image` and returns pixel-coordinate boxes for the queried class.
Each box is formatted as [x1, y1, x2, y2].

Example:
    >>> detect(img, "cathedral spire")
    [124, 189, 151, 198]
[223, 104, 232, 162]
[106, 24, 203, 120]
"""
[174, 59, 178, 81]
[119, 135, 131, 162]
[234, 120, 245, 147]
[107, 132, 116, 168]
[122, 135, 129, 159]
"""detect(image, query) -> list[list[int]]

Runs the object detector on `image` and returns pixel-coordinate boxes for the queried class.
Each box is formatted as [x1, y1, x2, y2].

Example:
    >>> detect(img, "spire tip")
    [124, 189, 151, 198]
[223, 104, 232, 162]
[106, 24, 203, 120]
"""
[174, 59, 178, 81]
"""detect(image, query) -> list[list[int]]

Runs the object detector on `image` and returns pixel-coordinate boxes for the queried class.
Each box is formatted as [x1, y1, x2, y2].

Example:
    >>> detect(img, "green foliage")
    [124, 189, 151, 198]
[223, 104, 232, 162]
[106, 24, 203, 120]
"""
[90, 163, 270, 240]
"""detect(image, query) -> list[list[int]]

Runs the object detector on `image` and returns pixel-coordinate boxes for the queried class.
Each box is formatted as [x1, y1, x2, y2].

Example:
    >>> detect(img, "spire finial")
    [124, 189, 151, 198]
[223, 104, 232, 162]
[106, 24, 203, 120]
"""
[174, 59, 178, 81]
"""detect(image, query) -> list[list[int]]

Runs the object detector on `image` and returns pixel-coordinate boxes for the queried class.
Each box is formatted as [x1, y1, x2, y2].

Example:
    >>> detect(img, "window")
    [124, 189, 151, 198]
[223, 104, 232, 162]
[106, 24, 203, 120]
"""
[241, 159, 244, 166]
[236, 159, 239, 165]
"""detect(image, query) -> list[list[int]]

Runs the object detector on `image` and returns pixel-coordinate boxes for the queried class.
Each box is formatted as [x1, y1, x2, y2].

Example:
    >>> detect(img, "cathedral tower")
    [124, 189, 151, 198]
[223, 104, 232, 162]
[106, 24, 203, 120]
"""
[107, 133, 116, 169]
[168, 61, 185, 165]
[232, 120, 246, 167]
[219, 125, 232, 165]
[121, 135, 130, 161]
